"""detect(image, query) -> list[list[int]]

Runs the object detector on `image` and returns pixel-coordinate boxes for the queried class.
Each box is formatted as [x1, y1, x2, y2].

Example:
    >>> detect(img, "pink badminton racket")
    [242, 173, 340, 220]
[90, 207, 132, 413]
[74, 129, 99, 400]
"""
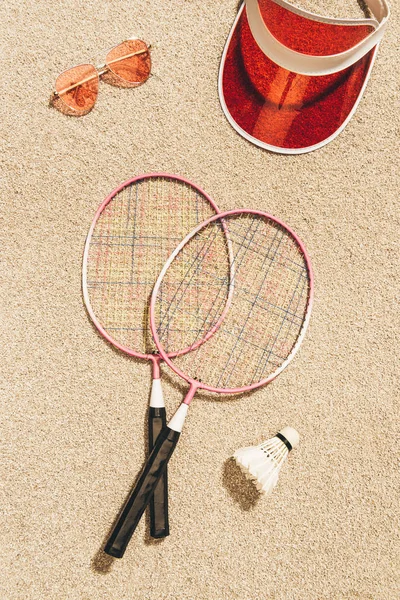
[82, 173, 221, 539]
[104, 208, 313, 558]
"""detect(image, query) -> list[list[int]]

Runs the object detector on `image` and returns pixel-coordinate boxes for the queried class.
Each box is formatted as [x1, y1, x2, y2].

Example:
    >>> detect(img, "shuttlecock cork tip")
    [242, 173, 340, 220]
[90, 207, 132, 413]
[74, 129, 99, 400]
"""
[277, 427, 299, 450]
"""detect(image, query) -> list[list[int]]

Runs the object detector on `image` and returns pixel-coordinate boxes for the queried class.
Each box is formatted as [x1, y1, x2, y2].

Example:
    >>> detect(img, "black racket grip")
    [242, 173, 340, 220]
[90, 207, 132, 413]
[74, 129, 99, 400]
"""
[148, 407, 169, 538]
[104, 426, 180, 558]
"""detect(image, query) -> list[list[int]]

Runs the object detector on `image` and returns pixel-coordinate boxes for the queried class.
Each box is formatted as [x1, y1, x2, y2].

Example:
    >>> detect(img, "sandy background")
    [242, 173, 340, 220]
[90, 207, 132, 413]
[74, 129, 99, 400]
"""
[1, 0, 399, 598]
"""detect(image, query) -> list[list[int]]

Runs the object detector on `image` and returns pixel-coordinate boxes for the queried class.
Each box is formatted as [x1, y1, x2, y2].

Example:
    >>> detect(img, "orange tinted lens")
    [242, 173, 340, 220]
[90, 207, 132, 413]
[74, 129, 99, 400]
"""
[55, 64, 98, 114]
[105, 40, 151, 85]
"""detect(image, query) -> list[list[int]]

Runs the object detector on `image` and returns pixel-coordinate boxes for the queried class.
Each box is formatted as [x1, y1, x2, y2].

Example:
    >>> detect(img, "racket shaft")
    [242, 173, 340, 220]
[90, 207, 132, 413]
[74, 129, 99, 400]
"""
[148, 407, 169, 538]
[104, 427, 180, 558]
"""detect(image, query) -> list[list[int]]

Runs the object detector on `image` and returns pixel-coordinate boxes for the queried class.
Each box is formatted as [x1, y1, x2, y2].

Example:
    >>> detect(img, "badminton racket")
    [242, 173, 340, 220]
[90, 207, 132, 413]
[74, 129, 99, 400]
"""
[82, 173, 221, 538]
[104, 208, 313, 557]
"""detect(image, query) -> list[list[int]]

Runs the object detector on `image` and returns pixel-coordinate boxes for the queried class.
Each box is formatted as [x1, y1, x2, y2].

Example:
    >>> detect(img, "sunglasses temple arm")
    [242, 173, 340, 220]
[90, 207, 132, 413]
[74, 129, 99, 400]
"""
[55, 72, 99, 96]
[106, 46, 149, 67]
[104, 413, 185, 558]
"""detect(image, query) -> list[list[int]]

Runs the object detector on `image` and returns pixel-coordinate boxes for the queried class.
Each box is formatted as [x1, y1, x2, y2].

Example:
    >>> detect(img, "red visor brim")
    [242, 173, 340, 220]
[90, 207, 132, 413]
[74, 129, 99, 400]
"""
[220, 1, 376, 152]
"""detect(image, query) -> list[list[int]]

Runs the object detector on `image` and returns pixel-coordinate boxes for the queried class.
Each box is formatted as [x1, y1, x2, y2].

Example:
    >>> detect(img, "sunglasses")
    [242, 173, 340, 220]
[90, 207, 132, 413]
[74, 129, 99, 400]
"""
[50, 38, 151, 116]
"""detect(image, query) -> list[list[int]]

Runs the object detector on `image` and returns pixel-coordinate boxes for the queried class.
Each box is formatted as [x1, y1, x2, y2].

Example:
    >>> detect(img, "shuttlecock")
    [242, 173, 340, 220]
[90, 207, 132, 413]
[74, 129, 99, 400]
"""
[233, 427, 299, 495]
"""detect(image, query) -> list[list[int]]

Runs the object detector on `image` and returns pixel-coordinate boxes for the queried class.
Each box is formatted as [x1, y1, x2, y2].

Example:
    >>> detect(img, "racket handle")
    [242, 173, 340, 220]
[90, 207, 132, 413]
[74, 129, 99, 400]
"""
[148, 406, 169, 538]
[104, 426, 180, 558]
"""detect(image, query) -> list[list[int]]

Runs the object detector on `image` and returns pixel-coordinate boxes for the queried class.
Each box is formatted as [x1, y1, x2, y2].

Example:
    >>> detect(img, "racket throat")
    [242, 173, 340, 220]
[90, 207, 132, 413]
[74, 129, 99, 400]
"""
[149, 378, 165, 408]
[168, 403, 189, 433]
[168, 383, 197, 432]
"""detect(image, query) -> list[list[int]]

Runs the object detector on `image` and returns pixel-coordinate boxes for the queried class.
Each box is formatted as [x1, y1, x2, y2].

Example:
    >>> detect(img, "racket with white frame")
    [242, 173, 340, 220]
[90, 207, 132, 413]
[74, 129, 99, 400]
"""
[104, 208, 313, 557]
[82, 173, 221, 539]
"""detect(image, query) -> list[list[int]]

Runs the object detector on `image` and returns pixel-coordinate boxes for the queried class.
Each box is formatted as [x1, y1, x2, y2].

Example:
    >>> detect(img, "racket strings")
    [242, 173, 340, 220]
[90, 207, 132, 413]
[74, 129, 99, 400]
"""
[228, 220, 308, 385]
[85, 177, 216, 354]
[217, 222, 286, 387]
[157, 221, 231, 352]
[154, 214, 310, 389]
[250, 271, 308, 384]
[156, 220, 235, 357]
[197, 221, 290, 385]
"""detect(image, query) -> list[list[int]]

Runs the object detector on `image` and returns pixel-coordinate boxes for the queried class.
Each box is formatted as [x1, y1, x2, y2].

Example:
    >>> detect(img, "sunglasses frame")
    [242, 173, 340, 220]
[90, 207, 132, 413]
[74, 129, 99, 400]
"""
[50, 38, 152, 116]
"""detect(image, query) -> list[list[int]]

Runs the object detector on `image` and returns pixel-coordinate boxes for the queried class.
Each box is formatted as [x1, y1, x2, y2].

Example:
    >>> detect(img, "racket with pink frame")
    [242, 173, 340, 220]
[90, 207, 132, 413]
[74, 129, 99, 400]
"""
[82, 173, 221, 539]
[104, 208, 313, 558]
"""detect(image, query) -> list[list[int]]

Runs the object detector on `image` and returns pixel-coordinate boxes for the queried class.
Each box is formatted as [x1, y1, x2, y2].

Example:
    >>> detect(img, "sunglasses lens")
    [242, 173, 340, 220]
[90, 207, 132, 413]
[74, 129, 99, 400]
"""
[55, 64, 98, 114]
[105, 39, 151, 87]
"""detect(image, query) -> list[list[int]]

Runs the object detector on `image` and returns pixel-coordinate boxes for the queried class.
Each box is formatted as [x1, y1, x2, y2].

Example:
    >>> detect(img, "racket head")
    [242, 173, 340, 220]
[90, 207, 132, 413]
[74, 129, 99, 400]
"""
[150, 209, 314, 395]
[82, 173, 220, 361]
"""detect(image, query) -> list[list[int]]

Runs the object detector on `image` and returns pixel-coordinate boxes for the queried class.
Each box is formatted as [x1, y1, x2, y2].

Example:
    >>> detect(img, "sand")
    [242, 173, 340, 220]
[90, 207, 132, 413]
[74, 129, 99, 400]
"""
[1, 0, 399, 598]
